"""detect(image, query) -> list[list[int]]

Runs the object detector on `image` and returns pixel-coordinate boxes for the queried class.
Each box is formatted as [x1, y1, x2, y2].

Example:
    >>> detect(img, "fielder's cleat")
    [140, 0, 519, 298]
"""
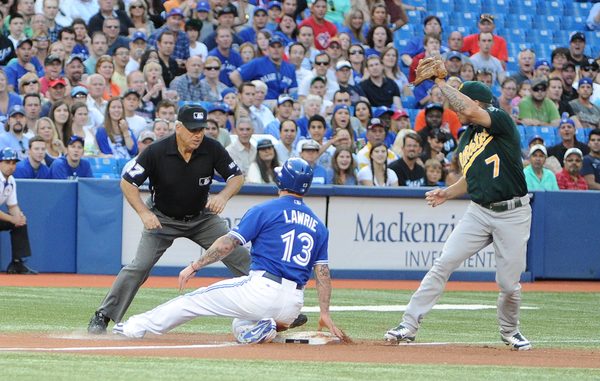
[238, 318, 277, 344]
[88, 311, 110, 335]
[289, 313, 308, 329]
[501, 332, 532, 351]
[6, 260, 38, 275]
[384, 324, 416, 342]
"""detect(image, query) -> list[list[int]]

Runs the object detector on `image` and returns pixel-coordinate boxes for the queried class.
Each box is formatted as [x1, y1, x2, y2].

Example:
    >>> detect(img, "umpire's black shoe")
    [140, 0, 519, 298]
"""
[6, 260, 38, 275]
[289, 314, 308, 329]
[88, 311, 110, 334]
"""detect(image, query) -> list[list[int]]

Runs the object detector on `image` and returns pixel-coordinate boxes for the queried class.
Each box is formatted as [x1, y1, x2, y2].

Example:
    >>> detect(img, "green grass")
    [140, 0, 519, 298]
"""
[1, 286, 599, 379]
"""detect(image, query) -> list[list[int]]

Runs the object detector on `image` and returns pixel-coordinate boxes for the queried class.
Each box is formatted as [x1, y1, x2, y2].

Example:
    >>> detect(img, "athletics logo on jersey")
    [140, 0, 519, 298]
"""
[459, 129, 493, 175]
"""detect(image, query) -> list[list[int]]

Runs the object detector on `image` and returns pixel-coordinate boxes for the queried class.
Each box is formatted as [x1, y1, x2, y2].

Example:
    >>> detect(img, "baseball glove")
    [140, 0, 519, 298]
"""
[413, 56, 448, 86]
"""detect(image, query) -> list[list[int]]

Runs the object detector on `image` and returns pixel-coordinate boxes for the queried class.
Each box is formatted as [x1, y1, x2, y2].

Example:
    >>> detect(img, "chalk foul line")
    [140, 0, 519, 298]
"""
[0, 342, 241, 352]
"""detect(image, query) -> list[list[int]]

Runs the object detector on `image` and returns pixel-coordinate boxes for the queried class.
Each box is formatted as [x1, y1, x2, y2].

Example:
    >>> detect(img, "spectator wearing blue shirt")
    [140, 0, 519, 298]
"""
[49, 135, 94, 179]
[207, 26, 243, 88]
[0, 105, 29, 161]
[14, 136, 50, 179]
[264, 94, 294, 139]
[148, 8, 190, 63]
[230, 35, 298, 100]
[4, 39, 44, 92]
[238, 7, 269, 44]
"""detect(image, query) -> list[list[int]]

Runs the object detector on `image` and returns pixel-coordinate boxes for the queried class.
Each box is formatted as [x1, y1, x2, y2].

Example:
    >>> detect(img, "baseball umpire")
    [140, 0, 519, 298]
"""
[0, 147, 37, 275]
[385, 58, 532, 350]
[88, 105, 251, 334]
[113, 158, 347, 344]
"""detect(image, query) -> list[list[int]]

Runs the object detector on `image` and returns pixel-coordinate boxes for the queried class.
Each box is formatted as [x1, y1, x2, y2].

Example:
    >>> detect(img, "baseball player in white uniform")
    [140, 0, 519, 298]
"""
[114, 158, 346, 343]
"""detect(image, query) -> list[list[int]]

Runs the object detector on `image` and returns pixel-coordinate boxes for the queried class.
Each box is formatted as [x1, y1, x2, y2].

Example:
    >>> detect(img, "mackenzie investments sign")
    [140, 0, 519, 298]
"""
[328, 197, 496, 272]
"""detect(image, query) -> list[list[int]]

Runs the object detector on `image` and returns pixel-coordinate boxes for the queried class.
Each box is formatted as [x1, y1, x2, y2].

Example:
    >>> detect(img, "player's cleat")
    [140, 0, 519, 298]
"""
[501, 332, 532, 351]
[384, 324, 416, 342]
[88, 311, 110, 334]
[289, 314, 308, 329]
[238, 318, 277, 344]
[6, 259, 38, 275]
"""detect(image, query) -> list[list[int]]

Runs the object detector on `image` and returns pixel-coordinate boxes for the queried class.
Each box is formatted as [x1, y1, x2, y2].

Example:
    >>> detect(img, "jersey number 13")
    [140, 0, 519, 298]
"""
[280, 229, 313, 267]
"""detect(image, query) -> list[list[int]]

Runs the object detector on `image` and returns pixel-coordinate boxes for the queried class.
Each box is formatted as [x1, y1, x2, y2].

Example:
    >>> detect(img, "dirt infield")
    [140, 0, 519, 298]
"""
[1, 274, 599, 368]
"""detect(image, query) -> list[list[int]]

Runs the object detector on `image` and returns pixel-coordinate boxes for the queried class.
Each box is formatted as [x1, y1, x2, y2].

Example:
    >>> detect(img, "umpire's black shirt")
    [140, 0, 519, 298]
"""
[123, 134, 242, 219]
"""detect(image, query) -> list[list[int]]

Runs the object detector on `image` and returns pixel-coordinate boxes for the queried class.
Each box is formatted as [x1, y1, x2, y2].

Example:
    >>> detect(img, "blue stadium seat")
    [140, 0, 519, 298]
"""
[427, 0, 454, 12]
[533, 15, 562, 30]
[575, 128, 588, 144]
[537, 1, 564, 16]
[525, 126, 558, 147]
[516, 124, 528, 150]
[87, 157, 120, 179]
[505, 28, 528, 44]
[561, 16, 586, 31]
[405, 10, 423, 24]
[406, 108, 420, 126]
[533, 44, 555, 61]
[509, 0, 536, 14]
[527, 29, 555, 45]
[553, 30, 571, 44]
[565, 1, 592, 17]
[481, 0, 508, 14]
[505, 14, 533, 30]
[453, 0, 481, 13]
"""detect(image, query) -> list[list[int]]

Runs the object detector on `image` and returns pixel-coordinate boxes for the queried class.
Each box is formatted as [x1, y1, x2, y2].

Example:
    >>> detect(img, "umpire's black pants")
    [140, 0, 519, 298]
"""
[0, 220, 32, 261]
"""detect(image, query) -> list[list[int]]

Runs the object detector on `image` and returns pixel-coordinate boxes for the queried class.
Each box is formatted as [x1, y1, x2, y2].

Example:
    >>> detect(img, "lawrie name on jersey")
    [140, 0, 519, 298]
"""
[284, 210, 318, 232]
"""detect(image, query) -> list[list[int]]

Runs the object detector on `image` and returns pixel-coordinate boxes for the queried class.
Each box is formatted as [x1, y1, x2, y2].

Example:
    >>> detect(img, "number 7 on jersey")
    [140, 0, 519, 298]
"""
[485, 154, 500, 178]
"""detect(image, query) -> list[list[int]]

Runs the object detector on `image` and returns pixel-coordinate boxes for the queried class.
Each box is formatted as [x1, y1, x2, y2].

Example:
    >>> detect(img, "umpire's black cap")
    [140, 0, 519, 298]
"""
[177, 105, 208, 131]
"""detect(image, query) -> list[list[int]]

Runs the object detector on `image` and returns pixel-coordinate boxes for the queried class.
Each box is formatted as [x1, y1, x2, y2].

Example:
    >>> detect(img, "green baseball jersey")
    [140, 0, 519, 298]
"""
[457, 106, 527, 205]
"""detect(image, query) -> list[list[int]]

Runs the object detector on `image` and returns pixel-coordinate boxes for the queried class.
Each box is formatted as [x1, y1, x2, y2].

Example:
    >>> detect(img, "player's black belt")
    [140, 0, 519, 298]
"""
[262, 271, 303, 290]
[480, 195, 529, 213]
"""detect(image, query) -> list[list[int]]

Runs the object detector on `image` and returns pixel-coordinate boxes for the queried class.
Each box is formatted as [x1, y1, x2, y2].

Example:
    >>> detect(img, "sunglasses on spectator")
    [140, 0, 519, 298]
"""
[582, 66, 598, 71]
[130, 4, 144, 8]
[22, 80, 38, 86]
[315, 61, 329, 66]
[34, 36, 49, 41]
[205, 66, 220, 70]
[532, 86, 546, 92]
[328, 43, 341, 49]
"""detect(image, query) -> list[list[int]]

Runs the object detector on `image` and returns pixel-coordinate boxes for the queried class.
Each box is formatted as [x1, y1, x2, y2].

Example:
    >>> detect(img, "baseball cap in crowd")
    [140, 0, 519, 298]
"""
[218, 4, 237, 17]
[49, 78, 67, 88]
[221, 87, 237, 98]
[166, 7, 184, 18]
[138, 130, 156, 143]
[582, 58, 600, 71]
[277, 94, 293, 106]
[123, 88, 141, 99]
[479, 13, 495, 23]
[178, 105, 208, 130]
[328, 36, 341, 48]
[446, 51, 462, 61]
[254, 6, 268, 15]
[70, 86, 89, 97]
[529, 144, 547, 157]
[570, 31, 586, 43]
[44, 54, 61, 66]
[459, 81, 494, 103]
[528, 135, 544, 145]
[559, 117, 575, 127]
[373, 106, 394, 118]
[268, 1, 282, 10]
[132, 31, 147, 42]
[579, 77, 594, 86]
[66, 54, 85, 65]
[531, 78, 548, 90]
[564, 147, 583, 161]
[256, 139, 274, 150]
[425, 103, 444, 113]
[196, 1, 210, 12]
[8, 104, 25, 118]
[392, 110, 408, 120]
[16, 38, 33, 49]
[269, 35, 285, 47]
[332, 104, 350, 115]
[367, 117, 385, 130]
[301, 139, 320, 151]
[335, 60, 352, 71]
[68, 135, 85, 146]
[0, 147, 19, 161]
[208, 102, 231, 114]
[310, 76, 326, 85]
[534, 59, 551, 70]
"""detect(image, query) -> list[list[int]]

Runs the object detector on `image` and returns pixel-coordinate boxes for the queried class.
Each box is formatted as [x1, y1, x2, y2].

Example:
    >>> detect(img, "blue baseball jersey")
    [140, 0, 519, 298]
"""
[229, 195, 329, 285]
[207, 48, 243, 87]
[236, 56, 298, 100]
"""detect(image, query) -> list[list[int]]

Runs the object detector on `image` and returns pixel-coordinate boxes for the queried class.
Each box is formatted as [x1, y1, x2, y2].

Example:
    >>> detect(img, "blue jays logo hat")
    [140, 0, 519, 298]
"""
[0, 147, 19, 161]
[196, 1, 210, 12]
[132, 31, 147, 42]
[579, 77, 594, 87]
[68, 135, 85, 146]
[178, 105, 208, 130]
[269, 35, 285, 47]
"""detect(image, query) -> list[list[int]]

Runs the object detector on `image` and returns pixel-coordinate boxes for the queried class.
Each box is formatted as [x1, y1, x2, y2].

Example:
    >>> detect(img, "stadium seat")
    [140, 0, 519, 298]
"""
[453, 0, 481, 13]
[575, 128, 588, 144]
[533, 15, 562, 31]
[515, 124, 528, 150]
[87, 158, 120, 179]
[525, 126, 558, 147]
[561, 16, 586, 31]
[505, 14, 533, 30]
[505, 28, 528, 44]
[527, 29, 555, 45]
[509, 0, 536, 14]
[405, 10, 423, 25]
[427, 0, 454, 12]
[553, 30, 571, 44]
[481, 0, 508, 14]
[537, 1, 564, 16]
[565, 1, 592, 17]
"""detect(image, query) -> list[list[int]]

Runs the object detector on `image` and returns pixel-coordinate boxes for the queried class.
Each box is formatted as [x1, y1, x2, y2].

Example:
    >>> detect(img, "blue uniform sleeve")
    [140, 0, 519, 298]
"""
[230, 205, 262, 245]
[312, 226, 329, 266]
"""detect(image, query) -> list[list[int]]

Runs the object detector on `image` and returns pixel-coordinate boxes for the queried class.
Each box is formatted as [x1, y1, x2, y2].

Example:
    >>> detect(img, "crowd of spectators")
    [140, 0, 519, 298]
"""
[0, 0, 598, 190]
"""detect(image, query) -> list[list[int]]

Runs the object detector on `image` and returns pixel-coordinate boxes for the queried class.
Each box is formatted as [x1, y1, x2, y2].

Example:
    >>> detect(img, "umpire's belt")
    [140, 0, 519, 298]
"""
[262, 271, 303, 290]
[480, 195, 530, 213]
[161, 211, 200, 222]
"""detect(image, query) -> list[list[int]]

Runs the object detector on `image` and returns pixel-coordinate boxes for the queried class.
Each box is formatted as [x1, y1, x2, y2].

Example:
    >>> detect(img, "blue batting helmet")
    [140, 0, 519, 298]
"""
[0, 147, 19, 161]
[275, 158, 313, 195]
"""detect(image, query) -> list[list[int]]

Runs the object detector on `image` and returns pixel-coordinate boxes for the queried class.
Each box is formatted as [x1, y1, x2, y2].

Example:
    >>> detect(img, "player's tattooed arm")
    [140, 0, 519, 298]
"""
[435, 79, 492, 127]
[314, 264, 333, 312]
[191, 235, 241, 271]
